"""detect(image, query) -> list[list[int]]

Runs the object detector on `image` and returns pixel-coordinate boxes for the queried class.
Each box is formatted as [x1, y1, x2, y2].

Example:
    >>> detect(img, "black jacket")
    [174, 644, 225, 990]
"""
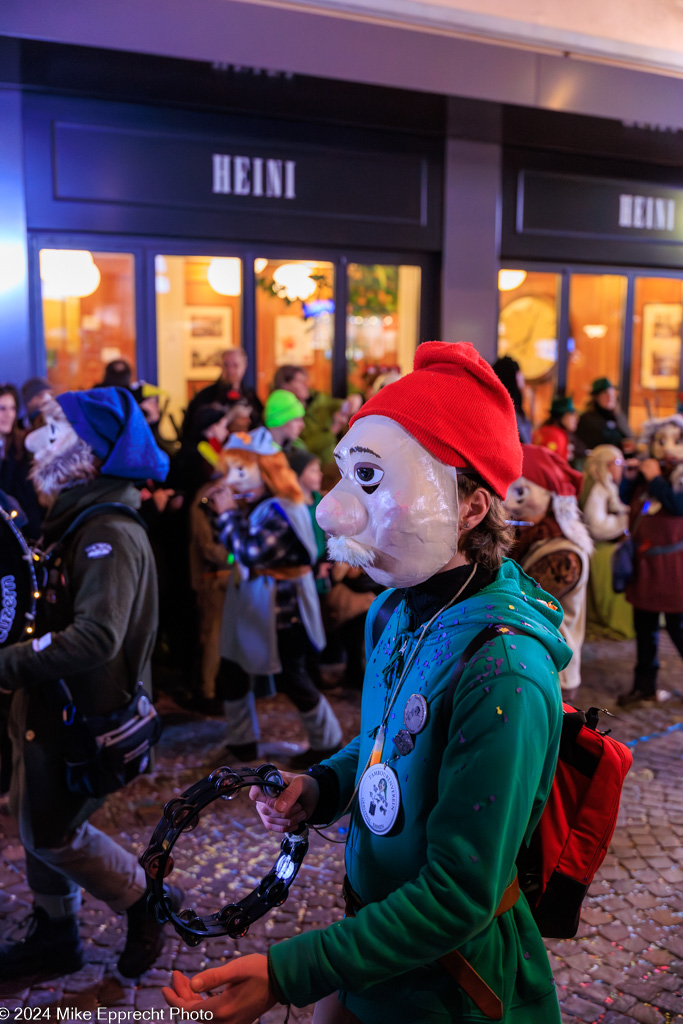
[576, 404, 632, 451]
[182, 379, 263, 438]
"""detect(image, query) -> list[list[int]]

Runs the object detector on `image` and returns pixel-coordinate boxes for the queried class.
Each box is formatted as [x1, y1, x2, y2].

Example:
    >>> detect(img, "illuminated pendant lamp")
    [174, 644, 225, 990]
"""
[498, 269, 527, 292]
[207, 257, 242, 296]
[272, 263, 317, 302]
[40, 249, 101, 300]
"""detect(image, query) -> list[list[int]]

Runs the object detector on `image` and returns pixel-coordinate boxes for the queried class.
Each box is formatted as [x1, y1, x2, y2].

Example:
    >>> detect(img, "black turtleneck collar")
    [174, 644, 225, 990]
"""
[401, 562, 493, 629]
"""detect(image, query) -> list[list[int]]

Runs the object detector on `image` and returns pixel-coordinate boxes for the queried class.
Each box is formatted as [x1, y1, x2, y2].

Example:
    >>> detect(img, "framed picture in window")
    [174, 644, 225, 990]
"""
[184, 307, 233, 379]
[274, 315, 315, 367]
[641, 303, 682, 390]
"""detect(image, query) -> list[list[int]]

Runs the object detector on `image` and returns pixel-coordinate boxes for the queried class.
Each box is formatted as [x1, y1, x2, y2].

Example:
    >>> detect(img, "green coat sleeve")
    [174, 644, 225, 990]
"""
[0, 519, 145, 689]
[269, 650, 559, 1006]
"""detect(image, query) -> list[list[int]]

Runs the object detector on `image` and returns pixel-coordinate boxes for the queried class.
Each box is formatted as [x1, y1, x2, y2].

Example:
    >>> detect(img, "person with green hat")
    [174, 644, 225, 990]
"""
[532, 395, 586, 467]
[576, 378, 633, 453]
[264, 388, 307, 454]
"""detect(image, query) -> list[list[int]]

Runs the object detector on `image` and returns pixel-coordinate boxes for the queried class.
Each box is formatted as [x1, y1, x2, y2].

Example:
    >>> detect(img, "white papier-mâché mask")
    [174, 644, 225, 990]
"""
[651, 424, 683, 464]
[25, 401, 79, 466]
[505, 477, 552, 526]
[316, 415, 460, 588]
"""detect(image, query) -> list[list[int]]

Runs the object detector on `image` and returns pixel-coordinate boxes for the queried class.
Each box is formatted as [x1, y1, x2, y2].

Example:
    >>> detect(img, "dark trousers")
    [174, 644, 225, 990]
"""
[216, 625, 320, 713]
[633, 607, 683, 694]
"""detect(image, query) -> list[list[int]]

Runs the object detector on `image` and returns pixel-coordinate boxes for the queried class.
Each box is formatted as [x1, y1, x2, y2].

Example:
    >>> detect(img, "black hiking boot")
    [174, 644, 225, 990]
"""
[117, 884, 183, 978]
[0, 907, 84, 981]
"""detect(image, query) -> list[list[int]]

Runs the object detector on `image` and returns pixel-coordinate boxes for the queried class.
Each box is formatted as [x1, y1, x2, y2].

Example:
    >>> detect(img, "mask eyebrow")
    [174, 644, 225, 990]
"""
[349, 445, 382, 459]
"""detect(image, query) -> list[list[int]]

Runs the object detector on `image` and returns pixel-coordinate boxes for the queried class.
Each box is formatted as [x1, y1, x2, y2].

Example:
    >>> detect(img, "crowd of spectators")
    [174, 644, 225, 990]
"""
[494, 357, 683, 707]
[2, 347, 682, 784]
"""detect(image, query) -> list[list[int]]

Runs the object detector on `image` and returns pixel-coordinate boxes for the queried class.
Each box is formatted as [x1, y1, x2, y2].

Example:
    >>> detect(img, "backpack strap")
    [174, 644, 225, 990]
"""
[439, 622, 534, 741]
[370, 589, 403, 651]
[46, 502, 147, 562]
[439, 875, 519, 1020]
[44, 503, 149, 714]
[343, 872, 519, 1020]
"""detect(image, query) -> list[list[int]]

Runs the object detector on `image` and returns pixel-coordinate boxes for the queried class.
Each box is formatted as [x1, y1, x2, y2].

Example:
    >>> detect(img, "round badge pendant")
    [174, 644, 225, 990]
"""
[358, 764, 400, 836]
[404, 693, 428, 735]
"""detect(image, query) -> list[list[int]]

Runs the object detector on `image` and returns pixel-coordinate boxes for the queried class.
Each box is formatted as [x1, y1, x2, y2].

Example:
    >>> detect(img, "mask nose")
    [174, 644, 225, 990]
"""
[25, 426, 48, 455]
[316, 486, 368, 537]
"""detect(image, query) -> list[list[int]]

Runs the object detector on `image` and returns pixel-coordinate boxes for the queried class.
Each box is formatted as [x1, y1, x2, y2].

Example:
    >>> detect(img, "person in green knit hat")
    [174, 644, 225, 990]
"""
[264, 388, 307, 456]
[272, 364, 363, 472]
[163, 342, 570, 1024]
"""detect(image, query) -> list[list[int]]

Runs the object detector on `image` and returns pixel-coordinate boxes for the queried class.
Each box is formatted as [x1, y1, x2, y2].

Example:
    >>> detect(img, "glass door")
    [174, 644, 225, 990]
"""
[254, 258, 335, 402]
[346, 263, 421, 396]
[155, 253, 243, 429]
[566, 273, 627, 410]
[497, 270, 560, 427]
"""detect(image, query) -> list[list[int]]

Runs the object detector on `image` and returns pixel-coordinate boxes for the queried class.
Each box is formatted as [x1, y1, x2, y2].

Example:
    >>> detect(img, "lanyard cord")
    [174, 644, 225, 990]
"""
[321, 561, 479, 829]
[375, 561, 478, 742]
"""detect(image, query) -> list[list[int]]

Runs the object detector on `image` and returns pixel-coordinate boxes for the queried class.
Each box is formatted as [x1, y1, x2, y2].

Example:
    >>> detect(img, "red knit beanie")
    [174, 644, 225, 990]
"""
[350, 341, 522, 498]
[521, 444, 584, 497]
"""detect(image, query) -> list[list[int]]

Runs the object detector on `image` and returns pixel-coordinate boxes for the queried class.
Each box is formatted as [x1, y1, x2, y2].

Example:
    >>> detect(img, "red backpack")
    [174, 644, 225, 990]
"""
[516, 702, 632, 937]
[371, 604, 633, 939]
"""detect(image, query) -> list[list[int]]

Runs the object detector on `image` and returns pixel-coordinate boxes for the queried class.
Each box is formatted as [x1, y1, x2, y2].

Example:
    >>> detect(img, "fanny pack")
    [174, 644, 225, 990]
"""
[58, 679, 162, 799]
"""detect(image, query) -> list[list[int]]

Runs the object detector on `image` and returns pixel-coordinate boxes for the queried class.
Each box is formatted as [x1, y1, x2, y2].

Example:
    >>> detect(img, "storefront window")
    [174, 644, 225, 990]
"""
[255, 258, 334, 402]
[39, 249, 135, 393]
[629, 277, 683, 434]
[156, 254, 242, 428]
[497, 270, 560, 427]
[566, 273, 626, 417]
[346, 264, 421, 395]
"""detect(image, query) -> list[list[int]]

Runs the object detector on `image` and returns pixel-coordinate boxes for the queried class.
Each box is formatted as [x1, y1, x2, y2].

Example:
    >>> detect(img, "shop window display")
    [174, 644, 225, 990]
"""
[566, 274, 626, 418]
[255, 259, 334, 402]
[629, 277, 683, 434]
[497, 270, 560, 427]
[346, 263, 421, 396]
[40, 249, 136, 394]
[156, 254, 243, 431]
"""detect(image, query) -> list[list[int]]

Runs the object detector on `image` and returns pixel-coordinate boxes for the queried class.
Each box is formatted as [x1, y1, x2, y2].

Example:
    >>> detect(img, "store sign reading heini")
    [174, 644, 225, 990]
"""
[618, 193, 676, 231]
[212, 153, 296, 199]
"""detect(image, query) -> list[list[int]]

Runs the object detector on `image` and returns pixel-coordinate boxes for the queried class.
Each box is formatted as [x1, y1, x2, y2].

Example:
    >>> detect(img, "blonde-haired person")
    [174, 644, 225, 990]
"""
[580, 445, 634, 639]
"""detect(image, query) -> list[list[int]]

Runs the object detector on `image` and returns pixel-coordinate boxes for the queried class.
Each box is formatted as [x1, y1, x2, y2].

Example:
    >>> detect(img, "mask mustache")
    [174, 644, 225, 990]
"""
[327, 535, 376, 569]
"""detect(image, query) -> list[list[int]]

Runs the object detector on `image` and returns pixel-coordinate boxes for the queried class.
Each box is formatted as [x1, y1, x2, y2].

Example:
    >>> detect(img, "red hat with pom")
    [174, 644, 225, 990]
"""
[350, 341, 522, 498]
[521, 444, 583, 497]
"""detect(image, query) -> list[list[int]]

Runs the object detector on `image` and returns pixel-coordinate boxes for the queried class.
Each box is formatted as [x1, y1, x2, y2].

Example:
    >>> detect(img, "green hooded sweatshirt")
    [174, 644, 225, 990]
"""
[269, 559, 570, 1023]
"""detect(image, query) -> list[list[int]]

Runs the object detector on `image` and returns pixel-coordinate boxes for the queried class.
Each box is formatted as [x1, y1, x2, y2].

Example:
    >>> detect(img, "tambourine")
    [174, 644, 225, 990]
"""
[141, 763, 309, 947]
[0, 507, 38, 648]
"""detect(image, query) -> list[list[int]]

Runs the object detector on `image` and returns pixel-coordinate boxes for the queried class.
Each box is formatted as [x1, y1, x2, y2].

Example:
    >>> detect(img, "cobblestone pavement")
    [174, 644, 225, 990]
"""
[1, 630, 682, 1024]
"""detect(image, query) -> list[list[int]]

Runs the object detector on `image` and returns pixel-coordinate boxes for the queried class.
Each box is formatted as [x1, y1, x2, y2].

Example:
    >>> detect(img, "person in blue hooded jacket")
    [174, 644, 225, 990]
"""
[0, 388, 178, 983]
[163, 343, 570, 1024]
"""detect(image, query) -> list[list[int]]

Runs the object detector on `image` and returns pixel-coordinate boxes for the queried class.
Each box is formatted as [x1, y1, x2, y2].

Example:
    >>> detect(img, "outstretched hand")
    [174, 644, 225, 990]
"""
[162, 954, 276, 1023]
[250, 770, 319, 834]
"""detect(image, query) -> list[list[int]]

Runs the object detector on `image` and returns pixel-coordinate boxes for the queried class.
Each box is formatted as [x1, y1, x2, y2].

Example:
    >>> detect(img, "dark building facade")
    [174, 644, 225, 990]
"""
[3, 34, 683, 430]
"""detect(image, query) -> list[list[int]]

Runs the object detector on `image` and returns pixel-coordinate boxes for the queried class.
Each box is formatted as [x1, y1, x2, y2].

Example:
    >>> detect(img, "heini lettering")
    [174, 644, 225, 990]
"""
[619, 193, 676, 231]
[212, 154, 296, 199]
